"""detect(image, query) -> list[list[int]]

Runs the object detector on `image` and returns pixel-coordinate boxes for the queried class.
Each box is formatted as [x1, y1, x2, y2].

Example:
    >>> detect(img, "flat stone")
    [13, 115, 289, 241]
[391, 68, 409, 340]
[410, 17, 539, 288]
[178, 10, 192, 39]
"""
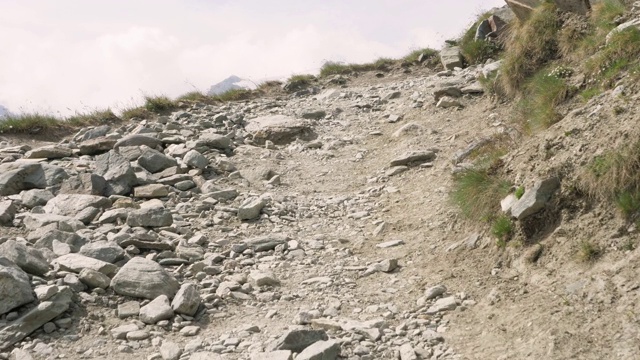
[399, 343, 418, 360]
[272, 329, 328, 353]
[134, 184, 170, 198]
[139, 295, 174, 324]
[114, 134, 162, 150]
[251, 350, 292, 360]
[59, 173, 107, 196]
[78, 268, 111, 289]
[126, 207, 173, 227]
[78, 137, 117, 155]
[79, 241, 124, 263]
[95, 150, 137, 196]
[390, 151, 436, 167]
[0, 200, 16, 225]
[110, 324, 139, 340]
[0, 163, 45, 196]
[20, 189, 54, 209]
[53, 253, 117, 276]
[295, 340, 340, 360]
[43, 194, 111, 216]
[118, 301, 140, 319]
[238, 197, 265, 220]
[0, 287, 72, 351]
[440, 46, 463, 70]
[376, 240, 404, 248]
[24, 145, 72, 160]
[425, 285, 447, 300]
[245, 115, 315, 145]
[426, 296, 458, 314]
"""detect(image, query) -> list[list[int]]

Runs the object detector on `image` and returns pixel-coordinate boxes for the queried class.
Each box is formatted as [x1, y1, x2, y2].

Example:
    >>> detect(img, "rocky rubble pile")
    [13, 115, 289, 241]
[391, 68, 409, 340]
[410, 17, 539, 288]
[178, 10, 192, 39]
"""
[0, 63, 495, 360]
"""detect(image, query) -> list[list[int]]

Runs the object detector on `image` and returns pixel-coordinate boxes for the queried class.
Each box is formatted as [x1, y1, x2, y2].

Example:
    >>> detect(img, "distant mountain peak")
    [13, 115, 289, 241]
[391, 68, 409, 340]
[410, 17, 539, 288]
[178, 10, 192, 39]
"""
[207, 75, 256, 96]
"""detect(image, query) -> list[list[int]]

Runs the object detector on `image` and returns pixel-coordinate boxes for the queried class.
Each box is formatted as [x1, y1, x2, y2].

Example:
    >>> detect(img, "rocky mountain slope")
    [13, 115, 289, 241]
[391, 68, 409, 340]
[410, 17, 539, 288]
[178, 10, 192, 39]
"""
[2, 3, 640, 360]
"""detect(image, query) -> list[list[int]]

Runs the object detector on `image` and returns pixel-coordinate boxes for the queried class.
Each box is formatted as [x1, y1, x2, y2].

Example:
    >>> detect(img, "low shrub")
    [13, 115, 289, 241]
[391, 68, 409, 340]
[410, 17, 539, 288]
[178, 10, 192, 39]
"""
[516, 67, 569, 132]
[144, 95, 178, 113]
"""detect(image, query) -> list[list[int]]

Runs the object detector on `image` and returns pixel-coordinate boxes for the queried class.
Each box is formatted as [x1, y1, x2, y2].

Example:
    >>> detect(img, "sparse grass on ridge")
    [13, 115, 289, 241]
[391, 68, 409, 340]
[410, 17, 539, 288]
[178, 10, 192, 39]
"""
[402, 47, 438, 64]
[458, 11, 503, 65]
[144, 95, 178, 113]
[0, 109, 124, 134]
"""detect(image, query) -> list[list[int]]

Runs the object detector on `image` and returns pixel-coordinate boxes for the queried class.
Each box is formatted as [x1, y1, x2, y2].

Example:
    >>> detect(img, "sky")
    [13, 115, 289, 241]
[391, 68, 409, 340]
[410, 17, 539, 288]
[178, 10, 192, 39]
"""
[0, 0, 505, 116]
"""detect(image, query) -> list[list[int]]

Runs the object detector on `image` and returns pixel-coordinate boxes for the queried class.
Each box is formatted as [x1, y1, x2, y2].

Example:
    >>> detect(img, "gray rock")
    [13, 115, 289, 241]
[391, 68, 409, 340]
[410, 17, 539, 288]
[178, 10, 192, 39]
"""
[171, 283, 201, 316]
[78, 268, 111, 289]
[0, 200, 16, 225]
[114, 134, 162, 150]
[0, 163, 45, 196]
[390, 151, 436, 167]
[426, 296, 458, 314]
[33, 229, 87, 253]
[245, 115, 315, 145]
[53, 253, 118, 276]
[0, 257, 35, 316]
[251, 351, 293, 360]
[110, 323, 139, 340]
[78, 137, 117, 156]
[95, 150, 137, 196]
[138, 147, 177, 173]
[76, 125, 110, 142]
[21, 189, 54, 208]
[133, 184, 170, 198]
[250, 271, 280, 287]
[42, 164, 69, 187]
[244, 234, 289, 252]
[295, 340, 340, 360]
[238, 197, 266, 220]
[43, 194, 111, 216]
[0, 240, 49, 276]
[139, 295, 174, 324]
[183, 150, 208, 169]
[436, 96, 463, 108]
[58, 173, 107, 196]
[0, 287, 72, 351]
[126, 207, 173, 227]
[79, 241, 124, 263]
[440, 46, 463, 70]
[192, 133, 232, 150]
[509, 178, 560, 220]
[300, 109, 326, 120]
[117, 301, 140, 319]
[399, 343, 418, 360]
[425, 285, 447, 300]
[433, 86, 463, 101]
[272, 329, 328, 353]
[160, 341, 182, 360]
[24, 145, 72, 160]
[110, 257, 179, 299]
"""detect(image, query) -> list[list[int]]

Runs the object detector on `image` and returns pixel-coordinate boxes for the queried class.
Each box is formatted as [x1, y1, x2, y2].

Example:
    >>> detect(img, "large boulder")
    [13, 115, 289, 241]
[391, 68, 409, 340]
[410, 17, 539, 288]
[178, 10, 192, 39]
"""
[190, 133, 232, 151]
[95, 150, 137, 196]
[0, 200, 16, 225]
[79, 241, 125, 263]
[110, 257, 180, 299]
[0, 240, 49, 276]
[245, 115, 316, 145]
[0, 257, 35, 316]
[43, 194, 111, 216]
[0, 163, 46, 196]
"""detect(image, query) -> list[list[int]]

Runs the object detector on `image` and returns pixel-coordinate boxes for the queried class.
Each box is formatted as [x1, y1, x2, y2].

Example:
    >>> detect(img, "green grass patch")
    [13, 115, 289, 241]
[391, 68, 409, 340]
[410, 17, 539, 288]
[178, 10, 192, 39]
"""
[515, 186, 525, 199]
[615, 190, 640, 218]
[284, 74, 316, 92]
[500, 2, 560, 96]
[580, 87, 601, 102]
[516, 68, 569, 132]
[592, 0, 626, 31]
[319, 57, 395, 77]
[586, 27, 640, 87]
[492, 215, 514, 243]
[451, 168, 512, 221]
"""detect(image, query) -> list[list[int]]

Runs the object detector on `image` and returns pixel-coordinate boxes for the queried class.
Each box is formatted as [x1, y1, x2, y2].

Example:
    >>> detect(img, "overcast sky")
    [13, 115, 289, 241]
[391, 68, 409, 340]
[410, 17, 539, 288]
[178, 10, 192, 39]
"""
[0, 0, 505, 116]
